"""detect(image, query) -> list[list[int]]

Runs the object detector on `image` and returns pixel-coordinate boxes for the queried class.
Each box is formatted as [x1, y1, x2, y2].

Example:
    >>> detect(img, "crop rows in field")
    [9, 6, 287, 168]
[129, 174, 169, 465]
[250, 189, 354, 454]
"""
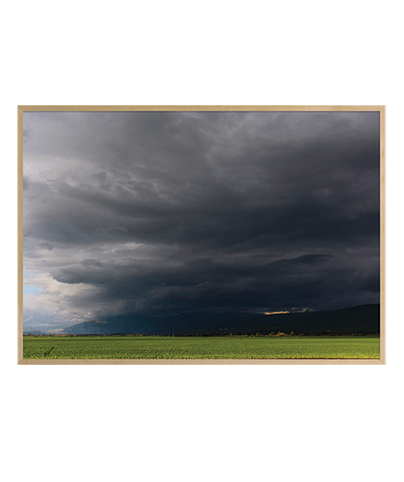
[23, 336, 380, 359]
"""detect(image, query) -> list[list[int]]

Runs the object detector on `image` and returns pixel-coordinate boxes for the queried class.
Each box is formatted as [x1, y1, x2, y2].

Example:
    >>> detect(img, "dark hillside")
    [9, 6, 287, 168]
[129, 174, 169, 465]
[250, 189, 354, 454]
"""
[222, 304, 380, 335]
[63, 304, 380, 336]
[287, 304, 380, 335]
[64, 314, 161, 335]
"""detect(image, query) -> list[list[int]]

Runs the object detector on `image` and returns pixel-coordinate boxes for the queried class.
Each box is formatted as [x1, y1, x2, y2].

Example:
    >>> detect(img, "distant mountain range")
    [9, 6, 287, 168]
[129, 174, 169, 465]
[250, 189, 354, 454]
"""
[23, 330, 47, 336]
[63, 304, 380, 336]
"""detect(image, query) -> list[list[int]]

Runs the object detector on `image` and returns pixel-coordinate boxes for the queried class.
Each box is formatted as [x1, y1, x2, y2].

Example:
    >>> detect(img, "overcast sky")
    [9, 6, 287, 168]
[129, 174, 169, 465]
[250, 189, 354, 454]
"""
[23, 110, 380, 329]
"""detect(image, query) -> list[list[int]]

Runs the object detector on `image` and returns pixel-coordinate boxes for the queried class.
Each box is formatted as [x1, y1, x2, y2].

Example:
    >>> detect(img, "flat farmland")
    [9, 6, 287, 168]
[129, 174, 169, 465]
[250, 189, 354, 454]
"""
[23, 336, 380, 359]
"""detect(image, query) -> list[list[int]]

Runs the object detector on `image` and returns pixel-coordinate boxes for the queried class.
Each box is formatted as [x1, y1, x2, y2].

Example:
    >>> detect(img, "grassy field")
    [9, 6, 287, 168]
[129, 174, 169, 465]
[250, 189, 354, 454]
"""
[23, 336, 380, 359]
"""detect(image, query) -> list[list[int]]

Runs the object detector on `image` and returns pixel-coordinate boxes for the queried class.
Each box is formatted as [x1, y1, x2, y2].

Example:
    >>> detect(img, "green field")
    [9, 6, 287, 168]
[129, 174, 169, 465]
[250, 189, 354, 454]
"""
[23, 336, 380, 359]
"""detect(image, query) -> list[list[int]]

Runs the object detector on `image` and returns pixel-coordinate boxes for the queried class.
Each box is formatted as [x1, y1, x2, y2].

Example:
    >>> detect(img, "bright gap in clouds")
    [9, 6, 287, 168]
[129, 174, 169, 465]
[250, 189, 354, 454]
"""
[23, 286, 42, 295]
[23, 271, 42, 295]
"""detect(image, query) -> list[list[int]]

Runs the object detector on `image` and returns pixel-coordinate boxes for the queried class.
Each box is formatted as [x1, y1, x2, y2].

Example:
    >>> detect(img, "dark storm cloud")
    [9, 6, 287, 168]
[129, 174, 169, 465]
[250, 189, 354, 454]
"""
[23, 111, 380, 323]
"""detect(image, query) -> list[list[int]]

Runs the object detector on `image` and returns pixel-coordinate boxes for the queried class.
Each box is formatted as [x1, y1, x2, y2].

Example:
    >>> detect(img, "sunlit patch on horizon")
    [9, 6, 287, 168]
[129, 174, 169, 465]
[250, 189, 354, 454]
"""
[264, 310, 290, 315]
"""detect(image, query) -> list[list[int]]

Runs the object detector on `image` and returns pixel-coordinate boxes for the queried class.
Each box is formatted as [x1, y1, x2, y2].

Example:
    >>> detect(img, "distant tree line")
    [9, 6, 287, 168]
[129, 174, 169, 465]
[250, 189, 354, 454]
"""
[158, 330, 379, 337]
[23, 331, 379, 337]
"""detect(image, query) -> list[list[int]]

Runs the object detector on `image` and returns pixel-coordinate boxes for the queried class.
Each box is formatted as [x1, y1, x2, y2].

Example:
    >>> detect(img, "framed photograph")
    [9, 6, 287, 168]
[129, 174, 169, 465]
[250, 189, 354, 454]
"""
[18, 106, 385, 364]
